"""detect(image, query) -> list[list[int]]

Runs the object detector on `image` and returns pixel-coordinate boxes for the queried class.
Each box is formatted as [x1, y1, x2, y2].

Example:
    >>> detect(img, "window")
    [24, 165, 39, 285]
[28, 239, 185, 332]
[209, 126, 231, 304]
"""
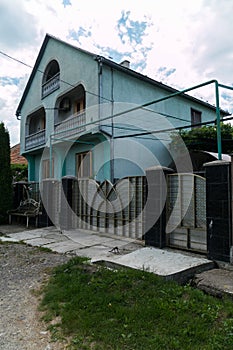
[191, 108, 202, 128]
[43, 60, 60, 83]
[42, 159, 54, 179]
[76, 151, 92, 178]
[42, 60, 60, 98]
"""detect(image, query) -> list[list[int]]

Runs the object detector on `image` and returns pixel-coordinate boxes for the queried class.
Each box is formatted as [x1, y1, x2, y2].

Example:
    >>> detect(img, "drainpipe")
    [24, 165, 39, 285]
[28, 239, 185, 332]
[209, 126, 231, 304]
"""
[110, 68, 114, 183]
[96, 56, 114, 182]
[96, 56, 103, 122]
[49, 135, 53, 178]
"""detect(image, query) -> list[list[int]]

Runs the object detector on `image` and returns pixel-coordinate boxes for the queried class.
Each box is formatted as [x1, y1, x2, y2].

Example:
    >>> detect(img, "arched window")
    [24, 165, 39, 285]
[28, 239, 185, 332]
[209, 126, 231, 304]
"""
[42, 60, 60, 98]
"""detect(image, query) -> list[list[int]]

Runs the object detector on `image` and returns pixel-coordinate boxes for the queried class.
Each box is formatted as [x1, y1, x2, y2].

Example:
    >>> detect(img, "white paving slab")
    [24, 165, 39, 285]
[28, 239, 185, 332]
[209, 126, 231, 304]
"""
[97, 238, 139, 249]
[63, 229, 136, 244]
[6, 231, 42, 240]
[64, 231, 114, 246]
[0, 236, 21, 243]
[0, 226, 215, 283]
[73, 245, 123, 261]
[44, 240, 85, 254]
[24, 236, 67, 247]
[96, 247, 215, 282]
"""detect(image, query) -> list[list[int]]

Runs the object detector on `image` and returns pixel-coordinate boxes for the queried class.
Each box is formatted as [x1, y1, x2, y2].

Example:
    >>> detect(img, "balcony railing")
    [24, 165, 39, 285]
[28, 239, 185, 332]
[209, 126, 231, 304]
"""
[54, 112, 86, 139]
[25, 130, 46, 150]
[42, 72, 60, 98]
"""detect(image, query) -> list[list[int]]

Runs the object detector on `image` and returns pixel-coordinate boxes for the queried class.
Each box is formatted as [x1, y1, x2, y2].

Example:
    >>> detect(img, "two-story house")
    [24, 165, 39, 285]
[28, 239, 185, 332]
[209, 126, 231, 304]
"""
[16, 34, 225, 184]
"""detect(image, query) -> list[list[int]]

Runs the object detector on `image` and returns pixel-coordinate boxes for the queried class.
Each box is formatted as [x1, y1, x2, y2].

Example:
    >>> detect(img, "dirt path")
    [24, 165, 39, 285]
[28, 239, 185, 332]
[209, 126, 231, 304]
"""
[0, 242, 71, 350]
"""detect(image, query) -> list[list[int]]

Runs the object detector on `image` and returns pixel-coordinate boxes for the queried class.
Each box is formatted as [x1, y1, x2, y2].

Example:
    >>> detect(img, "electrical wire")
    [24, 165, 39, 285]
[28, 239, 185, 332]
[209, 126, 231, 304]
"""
[111, 116, 233, 139]
[1, 48, 233, 138]
[0, 49, 112, 103]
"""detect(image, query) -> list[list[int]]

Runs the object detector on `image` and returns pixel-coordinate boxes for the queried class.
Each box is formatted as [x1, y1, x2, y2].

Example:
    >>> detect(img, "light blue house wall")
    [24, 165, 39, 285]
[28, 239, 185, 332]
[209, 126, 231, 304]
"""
[17, 34, 224, 183]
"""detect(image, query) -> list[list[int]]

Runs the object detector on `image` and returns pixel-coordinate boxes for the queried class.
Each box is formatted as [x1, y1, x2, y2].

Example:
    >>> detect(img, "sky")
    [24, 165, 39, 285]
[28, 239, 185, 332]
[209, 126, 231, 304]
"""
[1, 0, 233, 146]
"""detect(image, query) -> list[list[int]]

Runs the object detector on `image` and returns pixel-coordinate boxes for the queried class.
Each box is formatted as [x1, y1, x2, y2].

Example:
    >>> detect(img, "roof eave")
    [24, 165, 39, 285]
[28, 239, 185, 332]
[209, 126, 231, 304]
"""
[96, 56, 230, 116]
[16, 34, 51, 117]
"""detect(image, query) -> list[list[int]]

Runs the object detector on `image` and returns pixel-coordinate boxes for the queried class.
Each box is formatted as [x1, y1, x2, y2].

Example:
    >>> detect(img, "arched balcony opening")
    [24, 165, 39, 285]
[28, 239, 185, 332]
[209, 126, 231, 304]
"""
[54, 84, 86, 138]
[25, 108, 46, 150]
[42, 60, 60, 98]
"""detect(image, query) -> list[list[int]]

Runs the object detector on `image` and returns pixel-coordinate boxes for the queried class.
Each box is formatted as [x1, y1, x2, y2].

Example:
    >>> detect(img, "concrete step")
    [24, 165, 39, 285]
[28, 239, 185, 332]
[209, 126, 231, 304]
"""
[94, 246, 215, 285]
[193, 268, 233, 298]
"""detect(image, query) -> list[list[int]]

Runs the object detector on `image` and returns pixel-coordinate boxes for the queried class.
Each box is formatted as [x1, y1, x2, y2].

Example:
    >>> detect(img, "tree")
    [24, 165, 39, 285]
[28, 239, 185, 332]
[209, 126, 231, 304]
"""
[0, 122, 13, 223]
[171, 123, 233, 154]
[11, 163, 28, 182]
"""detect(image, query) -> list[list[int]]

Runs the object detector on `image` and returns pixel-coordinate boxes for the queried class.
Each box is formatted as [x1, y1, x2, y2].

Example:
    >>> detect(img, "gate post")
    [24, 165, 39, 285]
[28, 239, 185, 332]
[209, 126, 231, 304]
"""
[61, 176, 77, 230]
[41, 178, 60, 227]
[204, 160, 232, 262]
[144, 166, 174, 248]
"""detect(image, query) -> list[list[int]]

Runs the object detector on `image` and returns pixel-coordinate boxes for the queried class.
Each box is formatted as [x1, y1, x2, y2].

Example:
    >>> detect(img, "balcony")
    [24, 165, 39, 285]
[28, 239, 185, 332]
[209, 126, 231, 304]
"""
[54, 112, 86, 139]
[42, 72, 60, 98]
[25, 130, 46, 150]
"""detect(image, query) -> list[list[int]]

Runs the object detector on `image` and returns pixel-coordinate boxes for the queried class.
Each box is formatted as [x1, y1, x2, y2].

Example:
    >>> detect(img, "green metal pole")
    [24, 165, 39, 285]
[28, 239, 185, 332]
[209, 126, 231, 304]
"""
[49, 135, 53, 177]
[215, 81, 222, 160]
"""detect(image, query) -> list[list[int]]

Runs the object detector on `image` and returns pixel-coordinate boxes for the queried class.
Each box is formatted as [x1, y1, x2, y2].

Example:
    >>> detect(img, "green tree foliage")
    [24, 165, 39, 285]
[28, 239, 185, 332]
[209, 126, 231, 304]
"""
[171, 123, 233, 154]
[0, 122, 13, 223]
[11, 163, 28, 182]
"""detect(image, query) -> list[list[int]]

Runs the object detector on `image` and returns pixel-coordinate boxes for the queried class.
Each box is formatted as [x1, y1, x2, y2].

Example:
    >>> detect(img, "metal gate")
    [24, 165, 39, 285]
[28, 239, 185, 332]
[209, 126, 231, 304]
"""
[61, 176, 147, 239]
[166, 173, 207, 253]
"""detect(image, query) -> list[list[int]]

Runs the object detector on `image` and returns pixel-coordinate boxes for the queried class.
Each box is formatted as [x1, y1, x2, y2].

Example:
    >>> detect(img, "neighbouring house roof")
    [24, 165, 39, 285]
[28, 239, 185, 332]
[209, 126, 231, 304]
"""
[169, 150, 231, 172]
[201, 151, 231, 162]
[11, 144, 27, 165]
[15, 33, 230, 118]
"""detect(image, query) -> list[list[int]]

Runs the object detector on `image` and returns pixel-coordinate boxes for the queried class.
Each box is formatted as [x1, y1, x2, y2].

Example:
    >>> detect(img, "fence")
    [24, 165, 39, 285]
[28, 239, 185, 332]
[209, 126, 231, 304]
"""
[12, 158, 233, 262]
[41, 175, 147, 240]
[166, 173, 207, 252]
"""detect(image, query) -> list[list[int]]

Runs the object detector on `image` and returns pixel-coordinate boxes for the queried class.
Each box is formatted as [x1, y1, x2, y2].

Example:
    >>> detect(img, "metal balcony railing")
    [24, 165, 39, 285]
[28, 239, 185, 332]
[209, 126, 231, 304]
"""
[25, 130, 46, 150]
[42, 72, 60, 98]
[54, 112, 86, 139]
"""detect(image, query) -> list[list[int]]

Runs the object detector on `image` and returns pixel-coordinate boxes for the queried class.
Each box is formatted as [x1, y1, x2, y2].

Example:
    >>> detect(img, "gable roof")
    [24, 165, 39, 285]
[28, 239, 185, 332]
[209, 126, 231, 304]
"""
[16, 33, 229, 118]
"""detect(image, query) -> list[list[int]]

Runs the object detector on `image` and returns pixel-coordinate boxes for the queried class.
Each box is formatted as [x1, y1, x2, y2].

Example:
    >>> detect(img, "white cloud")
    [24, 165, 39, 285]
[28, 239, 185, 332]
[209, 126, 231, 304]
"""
[0, 0, 232, 146]
[190, 0, 233, 85]
[0, 0, 39, 52]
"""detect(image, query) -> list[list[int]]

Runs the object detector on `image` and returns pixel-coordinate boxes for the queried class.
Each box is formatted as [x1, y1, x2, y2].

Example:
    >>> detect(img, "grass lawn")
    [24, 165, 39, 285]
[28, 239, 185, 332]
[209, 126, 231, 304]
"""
[40, 256, 233, 350]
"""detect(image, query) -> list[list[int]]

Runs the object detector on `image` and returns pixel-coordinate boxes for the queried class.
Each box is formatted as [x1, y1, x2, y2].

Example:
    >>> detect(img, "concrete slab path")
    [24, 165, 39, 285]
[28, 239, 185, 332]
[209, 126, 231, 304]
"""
[0, 225, 215, 285]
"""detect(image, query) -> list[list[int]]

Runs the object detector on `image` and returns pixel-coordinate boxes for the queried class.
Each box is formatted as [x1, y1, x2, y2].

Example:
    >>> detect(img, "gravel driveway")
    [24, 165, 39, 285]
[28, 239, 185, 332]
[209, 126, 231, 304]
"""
[0, 242, 71, 350]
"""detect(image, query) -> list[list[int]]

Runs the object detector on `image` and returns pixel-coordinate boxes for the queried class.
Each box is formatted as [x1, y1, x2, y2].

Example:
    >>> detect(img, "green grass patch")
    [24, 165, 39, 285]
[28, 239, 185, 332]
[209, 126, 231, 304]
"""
[40, 257, 233, 350]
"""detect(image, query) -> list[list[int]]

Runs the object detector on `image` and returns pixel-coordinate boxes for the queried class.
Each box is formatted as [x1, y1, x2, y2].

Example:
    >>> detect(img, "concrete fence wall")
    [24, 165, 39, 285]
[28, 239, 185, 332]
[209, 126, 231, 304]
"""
[12, 157, 233, 263]
[144, 161, 233, 263]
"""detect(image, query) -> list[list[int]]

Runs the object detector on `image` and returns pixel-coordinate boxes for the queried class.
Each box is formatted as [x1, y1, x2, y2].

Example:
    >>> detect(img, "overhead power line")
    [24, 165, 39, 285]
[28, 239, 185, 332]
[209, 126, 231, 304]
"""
[0, 50, 33, 69]
[111, 116, 233, 139]
[1, 48, 232, 141]
[0, 49, 112, 102]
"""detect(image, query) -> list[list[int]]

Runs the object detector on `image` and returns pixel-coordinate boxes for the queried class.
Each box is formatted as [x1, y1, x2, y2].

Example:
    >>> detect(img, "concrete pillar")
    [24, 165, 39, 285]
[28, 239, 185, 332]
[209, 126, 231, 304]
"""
[204, 160, 232, 262]
[41, 178, 60, 227]
[144, 166, 174, 248]
[61, 176, 77, 230]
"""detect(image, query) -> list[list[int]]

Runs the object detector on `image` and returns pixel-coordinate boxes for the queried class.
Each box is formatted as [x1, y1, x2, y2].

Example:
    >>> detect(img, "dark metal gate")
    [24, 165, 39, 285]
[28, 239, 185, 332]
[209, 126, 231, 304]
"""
[166, 173, 207, 253]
